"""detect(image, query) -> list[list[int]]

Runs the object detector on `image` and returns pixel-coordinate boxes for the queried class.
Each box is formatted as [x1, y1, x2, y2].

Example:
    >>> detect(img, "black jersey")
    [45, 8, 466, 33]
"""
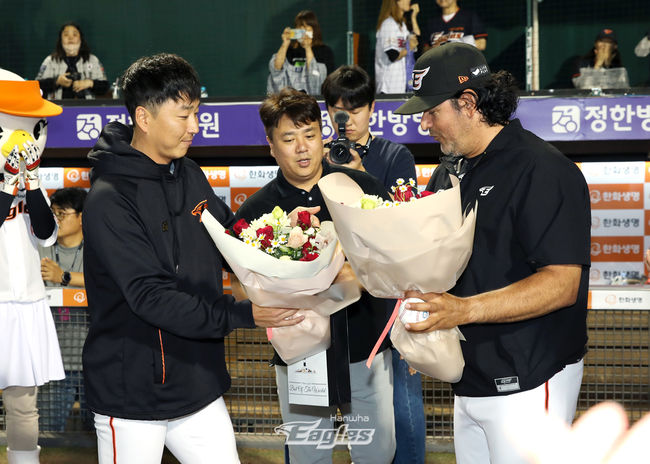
[423, 8, 487, 47]
[434, 119, 591, 397]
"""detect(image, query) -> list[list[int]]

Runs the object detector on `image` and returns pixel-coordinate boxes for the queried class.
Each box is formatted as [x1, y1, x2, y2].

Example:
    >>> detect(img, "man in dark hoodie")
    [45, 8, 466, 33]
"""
[82, 53, 303, 464]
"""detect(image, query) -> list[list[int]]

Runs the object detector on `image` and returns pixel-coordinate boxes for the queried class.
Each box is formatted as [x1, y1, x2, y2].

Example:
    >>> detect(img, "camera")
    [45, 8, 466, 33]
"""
[65, 71, 91, 98]
[325, 111, 354, 165]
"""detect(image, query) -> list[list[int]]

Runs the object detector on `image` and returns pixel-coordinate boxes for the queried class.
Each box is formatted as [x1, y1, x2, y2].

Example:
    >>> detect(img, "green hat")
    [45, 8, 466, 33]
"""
[395, 42, 490, 115]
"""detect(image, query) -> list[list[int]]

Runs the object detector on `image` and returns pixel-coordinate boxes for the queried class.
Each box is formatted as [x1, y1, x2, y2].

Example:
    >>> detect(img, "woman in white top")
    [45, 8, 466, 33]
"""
[36, 22, 108, 99]
[375, 0, 418, 94]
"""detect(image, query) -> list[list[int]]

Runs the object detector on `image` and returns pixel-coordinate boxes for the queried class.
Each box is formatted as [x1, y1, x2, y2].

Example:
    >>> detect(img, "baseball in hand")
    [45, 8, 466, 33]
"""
[398, 297, 429, 324]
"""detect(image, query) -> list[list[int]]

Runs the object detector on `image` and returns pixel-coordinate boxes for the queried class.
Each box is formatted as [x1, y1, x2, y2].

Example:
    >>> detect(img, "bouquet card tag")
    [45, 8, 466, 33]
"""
[287, 350, 329, 406]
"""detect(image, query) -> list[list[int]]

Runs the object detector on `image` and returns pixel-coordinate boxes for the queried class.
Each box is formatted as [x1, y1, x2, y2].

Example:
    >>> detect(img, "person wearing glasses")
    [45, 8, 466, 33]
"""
[40, 187, 87, 288]
[38, 187, 91, 433]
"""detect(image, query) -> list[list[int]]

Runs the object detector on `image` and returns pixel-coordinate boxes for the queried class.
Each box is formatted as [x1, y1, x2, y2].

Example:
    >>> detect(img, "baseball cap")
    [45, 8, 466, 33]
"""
[0, 68, 62, 117]
[595, 28, 617, 44]
[395, 42, 490, 115]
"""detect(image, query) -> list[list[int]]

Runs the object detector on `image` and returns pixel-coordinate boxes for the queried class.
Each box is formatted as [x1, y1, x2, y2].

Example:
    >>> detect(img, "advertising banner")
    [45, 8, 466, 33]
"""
[40, 161, 650, 286]
[45, 97, 650, 149]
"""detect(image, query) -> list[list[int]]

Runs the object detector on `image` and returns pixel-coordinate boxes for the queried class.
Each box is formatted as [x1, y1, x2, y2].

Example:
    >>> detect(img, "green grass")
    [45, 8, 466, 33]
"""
[0, 447, 456, 463]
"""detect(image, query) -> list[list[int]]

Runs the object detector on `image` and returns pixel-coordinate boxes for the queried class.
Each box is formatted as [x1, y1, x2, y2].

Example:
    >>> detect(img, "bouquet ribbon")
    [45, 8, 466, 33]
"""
[365, 299, 401, 369]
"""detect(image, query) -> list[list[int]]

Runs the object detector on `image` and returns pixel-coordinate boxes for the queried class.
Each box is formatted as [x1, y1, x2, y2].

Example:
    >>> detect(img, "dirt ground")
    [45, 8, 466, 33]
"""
[0, 447, 456, 463]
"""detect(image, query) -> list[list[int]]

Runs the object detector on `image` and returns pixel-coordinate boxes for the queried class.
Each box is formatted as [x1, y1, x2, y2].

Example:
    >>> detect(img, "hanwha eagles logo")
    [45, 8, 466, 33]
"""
[412, 67, 430, 91]
[191, 200, 208, 222]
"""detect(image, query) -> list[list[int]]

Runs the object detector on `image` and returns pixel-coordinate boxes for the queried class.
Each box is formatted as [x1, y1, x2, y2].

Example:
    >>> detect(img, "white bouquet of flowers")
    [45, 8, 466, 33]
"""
[202, 207, 360, 364]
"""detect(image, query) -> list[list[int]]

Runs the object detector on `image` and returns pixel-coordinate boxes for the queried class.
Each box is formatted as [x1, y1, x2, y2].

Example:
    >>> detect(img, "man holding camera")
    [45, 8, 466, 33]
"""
[235, 87, 397, 464]
[322, 66, 416, 188]
[322, 65, 425, 464]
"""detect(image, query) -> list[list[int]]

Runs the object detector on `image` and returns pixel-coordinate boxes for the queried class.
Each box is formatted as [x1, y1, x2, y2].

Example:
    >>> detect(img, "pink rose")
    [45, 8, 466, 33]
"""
[287, 226, 308, 248]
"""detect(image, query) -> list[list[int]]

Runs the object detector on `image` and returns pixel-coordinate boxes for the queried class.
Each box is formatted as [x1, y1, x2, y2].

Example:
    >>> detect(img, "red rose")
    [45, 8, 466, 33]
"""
[419, 190, 434, 198]
[297, 211, 311, 230]
[299, 239, 319, 261]
[395, 185, 415, 202]
[233, 218, 249, 236]
[256, 226, 274, 248]
[300, 251, 319, 261]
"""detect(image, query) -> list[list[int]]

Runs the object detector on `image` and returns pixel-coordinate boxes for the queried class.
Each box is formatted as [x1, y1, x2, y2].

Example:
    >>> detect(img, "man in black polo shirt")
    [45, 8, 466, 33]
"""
[235, 87, 396, 464]
[395, 43, 591, 464]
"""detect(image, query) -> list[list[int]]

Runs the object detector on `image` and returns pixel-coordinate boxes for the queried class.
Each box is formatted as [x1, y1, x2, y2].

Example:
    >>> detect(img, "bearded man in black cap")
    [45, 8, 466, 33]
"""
[394, 42, 592, 464]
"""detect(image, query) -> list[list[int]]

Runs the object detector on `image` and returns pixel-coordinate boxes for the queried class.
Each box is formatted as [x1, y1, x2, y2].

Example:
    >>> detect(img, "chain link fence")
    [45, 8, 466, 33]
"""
[1, 297, 648, 445]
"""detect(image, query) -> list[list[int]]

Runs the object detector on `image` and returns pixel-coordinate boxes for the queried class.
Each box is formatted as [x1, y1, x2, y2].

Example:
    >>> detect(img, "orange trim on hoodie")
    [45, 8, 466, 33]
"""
[158, 329, 166, 384]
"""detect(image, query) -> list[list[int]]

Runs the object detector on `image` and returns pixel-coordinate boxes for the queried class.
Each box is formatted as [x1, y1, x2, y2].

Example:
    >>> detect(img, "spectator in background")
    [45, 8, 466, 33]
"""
[572, 28, 630, 90]
[635, 31, 650, 58]
[375, 0, 419, 94]
[321, 65, 424, 464]
[40, 188, 86, 288]
[634, 30, 650, 85]
[421, 0, 487, 52]
[404, 3, 421, 91]
[36, 22, 108, 100]
[267, 10, 334, 95]
[38, 187, 90, 432]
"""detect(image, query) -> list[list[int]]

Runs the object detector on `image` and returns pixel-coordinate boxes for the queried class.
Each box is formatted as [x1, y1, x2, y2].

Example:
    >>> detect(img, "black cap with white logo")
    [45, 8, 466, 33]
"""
[395, 42, 491, 115]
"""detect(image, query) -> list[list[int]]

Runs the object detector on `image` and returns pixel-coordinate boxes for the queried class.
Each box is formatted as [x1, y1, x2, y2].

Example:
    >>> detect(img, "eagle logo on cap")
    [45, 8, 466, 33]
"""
[412, 67, 430, 91]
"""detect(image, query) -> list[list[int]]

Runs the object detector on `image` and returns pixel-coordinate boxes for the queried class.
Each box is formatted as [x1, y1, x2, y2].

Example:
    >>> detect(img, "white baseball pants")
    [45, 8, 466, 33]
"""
[454, 359, 584, 464]
[94, 397, 239, 464]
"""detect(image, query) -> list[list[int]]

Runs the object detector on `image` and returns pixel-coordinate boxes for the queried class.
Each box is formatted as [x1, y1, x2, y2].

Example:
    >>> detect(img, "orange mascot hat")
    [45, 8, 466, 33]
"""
[0, 69, 62, 117]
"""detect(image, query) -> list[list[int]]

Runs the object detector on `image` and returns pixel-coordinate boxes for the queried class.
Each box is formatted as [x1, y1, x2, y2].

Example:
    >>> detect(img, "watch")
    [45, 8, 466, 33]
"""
[61, 271, 71, 287]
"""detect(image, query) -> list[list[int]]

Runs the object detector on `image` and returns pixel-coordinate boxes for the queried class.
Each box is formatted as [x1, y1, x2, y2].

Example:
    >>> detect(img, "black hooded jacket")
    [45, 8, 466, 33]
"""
[82, 122, 255, 420]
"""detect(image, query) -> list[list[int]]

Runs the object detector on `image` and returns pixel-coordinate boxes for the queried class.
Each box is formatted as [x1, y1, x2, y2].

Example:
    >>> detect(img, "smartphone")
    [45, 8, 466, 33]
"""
[288, 28, 313, 40]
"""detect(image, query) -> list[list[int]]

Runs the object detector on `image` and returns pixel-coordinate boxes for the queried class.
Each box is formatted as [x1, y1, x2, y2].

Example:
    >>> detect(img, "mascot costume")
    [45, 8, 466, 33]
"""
[0, 69, 65, 463]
